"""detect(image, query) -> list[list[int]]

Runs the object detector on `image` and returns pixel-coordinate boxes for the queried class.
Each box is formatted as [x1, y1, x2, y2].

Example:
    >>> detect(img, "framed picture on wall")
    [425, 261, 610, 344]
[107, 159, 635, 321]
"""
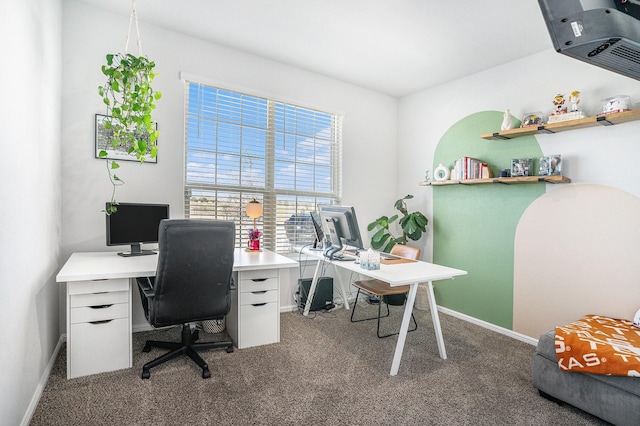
[94, 114, 158, 163]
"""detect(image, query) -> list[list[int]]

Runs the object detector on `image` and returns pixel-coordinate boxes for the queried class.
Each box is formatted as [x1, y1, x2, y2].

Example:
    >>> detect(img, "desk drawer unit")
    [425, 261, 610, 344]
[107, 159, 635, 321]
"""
[66, 278, 132, 379]
[227, 269, 280, 349]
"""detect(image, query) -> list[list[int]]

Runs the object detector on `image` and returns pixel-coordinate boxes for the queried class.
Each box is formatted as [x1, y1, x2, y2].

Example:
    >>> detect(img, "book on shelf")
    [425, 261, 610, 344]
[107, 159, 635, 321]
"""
[453, 156, 492, 180]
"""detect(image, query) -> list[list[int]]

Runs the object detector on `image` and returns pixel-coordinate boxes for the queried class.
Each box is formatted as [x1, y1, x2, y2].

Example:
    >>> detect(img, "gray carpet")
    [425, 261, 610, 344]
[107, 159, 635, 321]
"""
[30, 305, 608, 425]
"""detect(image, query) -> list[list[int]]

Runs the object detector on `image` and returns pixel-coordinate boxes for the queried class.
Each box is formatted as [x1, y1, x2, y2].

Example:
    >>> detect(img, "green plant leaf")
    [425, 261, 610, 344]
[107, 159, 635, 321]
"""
[371, 227, 387, 243]
[371, 233, 390, 250]
[367, 216, 388, 231]
[383, 239, 398, 253]
[99, 52, 161, 214]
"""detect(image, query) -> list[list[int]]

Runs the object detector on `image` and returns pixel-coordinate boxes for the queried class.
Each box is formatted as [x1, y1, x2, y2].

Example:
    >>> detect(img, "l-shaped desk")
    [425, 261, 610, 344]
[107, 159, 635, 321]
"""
[301, 248, 467, 376]
[56, 249, 298, 378]
[57, 247, 466, 379]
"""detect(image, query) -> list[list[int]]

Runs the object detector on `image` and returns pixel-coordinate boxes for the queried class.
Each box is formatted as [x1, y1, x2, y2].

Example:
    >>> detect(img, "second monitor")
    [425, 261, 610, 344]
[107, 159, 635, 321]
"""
[317, 204, 364, 260]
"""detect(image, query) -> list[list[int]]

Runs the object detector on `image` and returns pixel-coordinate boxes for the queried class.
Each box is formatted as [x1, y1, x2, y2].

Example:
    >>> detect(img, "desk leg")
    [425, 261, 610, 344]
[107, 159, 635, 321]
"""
[303, 259, 323, 316]
[390, 282, 418, 376]
[331, 265, 350, 310]
[426, 280, 447, 360]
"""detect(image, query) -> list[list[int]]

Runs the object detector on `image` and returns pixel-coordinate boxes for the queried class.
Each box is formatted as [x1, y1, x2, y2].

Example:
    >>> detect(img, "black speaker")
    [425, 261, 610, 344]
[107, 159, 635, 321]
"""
[298, 277, 333, 311]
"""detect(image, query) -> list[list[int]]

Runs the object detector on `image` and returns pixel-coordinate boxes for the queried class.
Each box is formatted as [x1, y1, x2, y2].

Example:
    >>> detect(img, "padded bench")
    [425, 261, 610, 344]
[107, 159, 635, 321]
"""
[532, 329, 640, 426]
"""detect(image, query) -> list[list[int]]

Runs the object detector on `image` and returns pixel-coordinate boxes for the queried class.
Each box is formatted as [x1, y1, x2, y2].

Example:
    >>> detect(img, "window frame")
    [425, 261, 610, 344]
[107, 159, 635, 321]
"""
[183, 79, 343, 253]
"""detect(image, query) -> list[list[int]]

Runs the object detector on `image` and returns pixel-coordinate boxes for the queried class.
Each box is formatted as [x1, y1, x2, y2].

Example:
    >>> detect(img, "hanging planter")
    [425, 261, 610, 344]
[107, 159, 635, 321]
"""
[97, 0, 161, 214]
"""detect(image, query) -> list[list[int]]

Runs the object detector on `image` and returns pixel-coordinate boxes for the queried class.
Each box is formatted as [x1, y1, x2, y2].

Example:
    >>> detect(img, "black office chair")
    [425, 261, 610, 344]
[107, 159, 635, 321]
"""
[136, 219, 235, 379]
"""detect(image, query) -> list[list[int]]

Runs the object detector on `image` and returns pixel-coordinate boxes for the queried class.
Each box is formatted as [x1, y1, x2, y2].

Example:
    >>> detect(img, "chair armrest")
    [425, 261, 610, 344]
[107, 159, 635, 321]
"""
[136, 277, 156, 299]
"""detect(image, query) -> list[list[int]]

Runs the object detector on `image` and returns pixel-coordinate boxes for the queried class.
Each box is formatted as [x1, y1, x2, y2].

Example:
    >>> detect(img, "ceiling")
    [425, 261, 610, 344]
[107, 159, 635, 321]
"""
[75, 0, 553, 98]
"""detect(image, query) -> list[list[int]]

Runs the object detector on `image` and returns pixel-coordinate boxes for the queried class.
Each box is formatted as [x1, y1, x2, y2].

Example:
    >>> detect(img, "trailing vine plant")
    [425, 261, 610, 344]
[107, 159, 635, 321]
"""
[97, 0, 161, 214]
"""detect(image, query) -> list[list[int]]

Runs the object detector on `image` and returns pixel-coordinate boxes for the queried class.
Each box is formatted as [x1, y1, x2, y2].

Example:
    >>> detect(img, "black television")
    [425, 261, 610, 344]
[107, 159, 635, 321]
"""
[538, 0, 640, 81]
[105, 202, 170, 256]
[317, 204, 364, 260]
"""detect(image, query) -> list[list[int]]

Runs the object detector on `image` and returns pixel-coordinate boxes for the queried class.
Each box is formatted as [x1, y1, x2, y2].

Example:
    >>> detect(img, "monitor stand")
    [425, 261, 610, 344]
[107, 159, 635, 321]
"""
[118, 243, 157, 257]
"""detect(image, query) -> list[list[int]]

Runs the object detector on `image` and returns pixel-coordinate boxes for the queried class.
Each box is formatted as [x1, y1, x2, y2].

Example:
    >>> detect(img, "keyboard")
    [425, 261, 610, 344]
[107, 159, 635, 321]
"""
[347, 249, 401, 261]
[331, 254, 357, 261]
[379, 252, 401, 260]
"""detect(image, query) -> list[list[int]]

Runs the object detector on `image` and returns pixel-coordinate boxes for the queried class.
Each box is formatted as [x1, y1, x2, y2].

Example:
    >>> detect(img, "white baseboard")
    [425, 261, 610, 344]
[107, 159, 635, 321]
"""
[21, 334, 65, 426]
[437, 306, 538, 346]
[133, 323, 154, 333]
[280, 302, 539, 346]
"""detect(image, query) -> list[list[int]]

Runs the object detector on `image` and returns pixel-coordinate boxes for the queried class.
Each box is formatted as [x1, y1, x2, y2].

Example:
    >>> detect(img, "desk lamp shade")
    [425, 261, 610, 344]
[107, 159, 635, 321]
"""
[246, 199, 263, 229]
[246, 199, 263, 251]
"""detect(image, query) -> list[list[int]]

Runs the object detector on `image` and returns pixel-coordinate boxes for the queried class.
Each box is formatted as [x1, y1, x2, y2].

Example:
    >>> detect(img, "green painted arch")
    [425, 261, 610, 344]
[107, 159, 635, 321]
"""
[432, 111, 544, 329]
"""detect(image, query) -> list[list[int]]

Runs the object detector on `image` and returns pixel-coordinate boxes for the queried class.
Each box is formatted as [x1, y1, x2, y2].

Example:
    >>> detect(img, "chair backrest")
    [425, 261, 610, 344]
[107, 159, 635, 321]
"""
[390, 244, 421, 260]
[150, 219, 235, 327]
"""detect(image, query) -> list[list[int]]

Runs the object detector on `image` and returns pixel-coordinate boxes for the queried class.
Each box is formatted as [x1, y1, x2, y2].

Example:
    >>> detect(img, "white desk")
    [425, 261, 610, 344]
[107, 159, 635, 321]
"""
[56, 249, 298, 378]
[301, 248, 467, 376]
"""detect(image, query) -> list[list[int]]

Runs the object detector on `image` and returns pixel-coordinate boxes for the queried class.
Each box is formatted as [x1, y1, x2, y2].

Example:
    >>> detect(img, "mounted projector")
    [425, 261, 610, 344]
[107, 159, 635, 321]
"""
[538, 0, 640, 80]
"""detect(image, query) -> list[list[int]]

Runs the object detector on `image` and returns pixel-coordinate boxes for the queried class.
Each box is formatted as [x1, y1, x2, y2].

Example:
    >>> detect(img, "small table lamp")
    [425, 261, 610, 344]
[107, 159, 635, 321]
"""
[246, 199, 263, 251]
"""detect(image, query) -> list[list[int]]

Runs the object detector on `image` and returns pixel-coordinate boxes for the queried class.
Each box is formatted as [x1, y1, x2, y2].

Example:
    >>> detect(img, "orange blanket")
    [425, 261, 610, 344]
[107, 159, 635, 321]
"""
[555, 314, 640, 376]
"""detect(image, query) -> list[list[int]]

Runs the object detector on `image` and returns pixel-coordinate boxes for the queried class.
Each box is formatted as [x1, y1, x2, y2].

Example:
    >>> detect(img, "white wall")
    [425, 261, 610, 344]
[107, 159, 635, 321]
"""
[398, 49, 640, 335]
[0, 0, 62, 425]
[400, 50, 640, 241]
[61, 0, 397, 330]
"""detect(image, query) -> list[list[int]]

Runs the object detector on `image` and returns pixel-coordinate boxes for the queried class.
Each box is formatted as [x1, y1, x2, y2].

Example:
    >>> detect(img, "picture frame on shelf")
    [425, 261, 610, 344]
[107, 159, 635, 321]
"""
[539, 155, 562, 176]
[94, 114, 158, 163]
[511, 158, 534, 177]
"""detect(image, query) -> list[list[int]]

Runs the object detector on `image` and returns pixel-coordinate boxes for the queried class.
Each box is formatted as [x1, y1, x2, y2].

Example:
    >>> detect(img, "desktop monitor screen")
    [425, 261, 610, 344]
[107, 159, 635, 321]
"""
[105, 202, 170, 256]
[317, 204, 364, 259]
[310, 211, 325, 249]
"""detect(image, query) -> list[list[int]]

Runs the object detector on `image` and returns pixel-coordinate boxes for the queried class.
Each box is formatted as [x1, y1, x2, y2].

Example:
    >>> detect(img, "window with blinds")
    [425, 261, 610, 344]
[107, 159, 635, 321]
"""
[184, 82, 343, 253]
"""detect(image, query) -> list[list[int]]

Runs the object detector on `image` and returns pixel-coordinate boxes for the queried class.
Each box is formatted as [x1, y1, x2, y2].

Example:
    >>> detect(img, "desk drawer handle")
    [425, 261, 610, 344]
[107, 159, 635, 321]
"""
[251, 303, 267, 307]
[89, 304, 113, 309]
[251, 291, 267, 295]
[251, 278, 267, 282]
[89, 320, 113, 325]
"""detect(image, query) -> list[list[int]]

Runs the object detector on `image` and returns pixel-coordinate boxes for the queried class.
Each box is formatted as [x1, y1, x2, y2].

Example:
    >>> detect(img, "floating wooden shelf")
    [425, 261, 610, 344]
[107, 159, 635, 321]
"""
[480, 109, 640, 140]
[420, 175, 571, 186]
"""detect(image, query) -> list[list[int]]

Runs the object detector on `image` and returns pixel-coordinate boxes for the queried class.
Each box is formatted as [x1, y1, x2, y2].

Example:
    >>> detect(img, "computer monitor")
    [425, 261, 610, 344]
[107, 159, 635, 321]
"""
[105, 202, 170, 257]
[317, 204, 364, 259]
[310, 211, 325, 250]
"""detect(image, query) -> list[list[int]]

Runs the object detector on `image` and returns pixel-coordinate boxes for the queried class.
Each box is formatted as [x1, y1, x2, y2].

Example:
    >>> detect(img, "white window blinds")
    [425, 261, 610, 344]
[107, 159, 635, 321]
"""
[184, 82, 343, 253]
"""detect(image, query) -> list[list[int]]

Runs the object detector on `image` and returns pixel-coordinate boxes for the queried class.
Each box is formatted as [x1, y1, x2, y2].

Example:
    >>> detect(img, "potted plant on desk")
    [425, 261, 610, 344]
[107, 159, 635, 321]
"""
[367, 194, 429, 308]
[367, 194, 428, 253]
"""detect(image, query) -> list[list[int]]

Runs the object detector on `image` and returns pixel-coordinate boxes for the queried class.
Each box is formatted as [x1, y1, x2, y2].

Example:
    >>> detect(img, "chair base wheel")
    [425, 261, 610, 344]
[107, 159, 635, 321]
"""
[139, 324, 234, 379]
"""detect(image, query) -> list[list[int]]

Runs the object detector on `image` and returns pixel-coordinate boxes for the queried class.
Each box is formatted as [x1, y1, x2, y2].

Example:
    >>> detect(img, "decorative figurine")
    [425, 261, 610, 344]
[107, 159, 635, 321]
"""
[520, 112, 545, 128]
[501, 109, 515, 131]
[548, 92, 586, 123]
[599, 95, 631, 114]
[552, 94, 568, 116]
[569, 90, 581, 112]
